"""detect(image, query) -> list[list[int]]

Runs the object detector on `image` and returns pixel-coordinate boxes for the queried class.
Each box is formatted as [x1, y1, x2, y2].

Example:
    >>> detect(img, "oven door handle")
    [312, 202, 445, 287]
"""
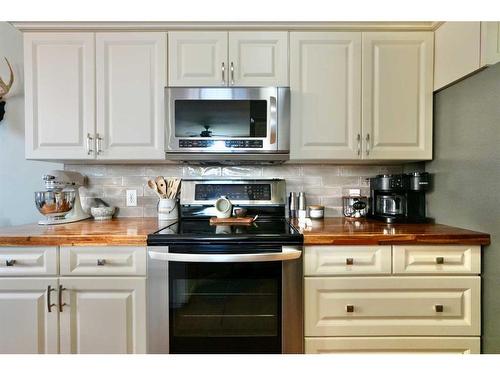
[148, 246, 301, 263]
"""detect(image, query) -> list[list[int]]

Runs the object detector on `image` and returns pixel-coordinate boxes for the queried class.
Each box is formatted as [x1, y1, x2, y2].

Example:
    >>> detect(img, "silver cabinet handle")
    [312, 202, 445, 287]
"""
[97, 259, 106, 266]
[346, 305, 354, 313]
[435, 257, 444, 264]
[346, 258, 354, 265]
[47, 285, 56, 313]
[356, 133, 361, 156]
[149, 246, 302, 263]
[365, 133, 370, 156]
[221, 62, 225, 85]
[58, 286, 67, 312]
[230, 61, 234, 85]
[96, 133, 103, 155]
[86, 133, 94, 155]
[5, 259, 15, 267]
[434, 304, 444, 313]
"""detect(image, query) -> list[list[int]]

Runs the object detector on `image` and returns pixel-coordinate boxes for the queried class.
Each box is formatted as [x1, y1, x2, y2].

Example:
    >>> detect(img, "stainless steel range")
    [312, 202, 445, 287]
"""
[147, 179, 303, 354]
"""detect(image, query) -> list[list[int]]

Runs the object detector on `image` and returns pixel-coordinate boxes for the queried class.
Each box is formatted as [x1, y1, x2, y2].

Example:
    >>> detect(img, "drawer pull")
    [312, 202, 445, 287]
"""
[435, 257, 445, 264]
[434, 304, 444, 313]
[47, 285, 56, 313]
[5, 259, 16, 266]
[97, 259, 106, 266]
[346, 305, 354, 313]
[346, 258, 354, 265]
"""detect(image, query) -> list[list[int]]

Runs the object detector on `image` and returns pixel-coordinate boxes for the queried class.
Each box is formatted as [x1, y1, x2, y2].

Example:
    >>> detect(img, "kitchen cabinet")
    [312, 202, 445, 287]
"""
[168, 31, 228, 86]
[304, 245, 482, 354]
[59, 277, 146, 354]
[228, 32, 288, 86]
[434, 22, 482, 91]
[481, 22, 500, 66]
[305, 337, 480, 354]
[362, 32, 433, 160]
[24, 33, 95, 159]
[0, 246, 147, 354]
[290, 31, 433, 161]
[290, 32, 362, 160]
[96, 33, 166, 160]
[0, 278, 59, 354]
[168, 31, 288, 87]
[25, 32, 166, 161]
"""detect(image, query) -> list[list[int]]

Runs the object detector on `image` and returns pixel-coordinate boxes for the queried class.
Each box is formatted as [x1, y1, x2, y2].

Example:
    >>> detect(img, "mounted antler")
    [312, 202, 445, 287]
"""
[0, 58, 14, 100]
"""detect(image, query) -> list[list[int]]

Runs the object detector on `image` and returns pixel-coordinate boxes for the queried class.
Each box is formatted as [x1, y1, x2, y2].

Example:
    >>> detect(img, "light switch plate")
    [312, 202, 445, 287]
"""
[126, 189, 137, 207]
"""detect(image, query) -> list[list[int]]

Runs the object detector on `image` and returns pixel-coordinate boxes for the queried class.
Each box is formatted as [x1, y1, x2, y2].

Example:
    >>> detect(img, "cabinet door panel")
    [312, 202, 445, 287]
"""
[481, 22, 500, 66]
[96, 33, 165, 159]
[168, 31, 227, 86]
[24, 33, 95, 159]
[362, 32, 433, 160]
[59, 277, 146, 354]
[229, 32, 288, 86]
[305, 337, 480, 354]
[290, 32, 361, 160]
[0, 278, 58, 354]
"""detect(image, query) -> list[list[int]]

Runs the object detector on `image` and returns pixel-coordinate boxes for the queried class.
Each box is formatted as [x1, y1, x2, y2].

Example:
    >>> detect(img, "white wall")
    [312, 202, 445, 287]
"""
[0, 22, 61, 226]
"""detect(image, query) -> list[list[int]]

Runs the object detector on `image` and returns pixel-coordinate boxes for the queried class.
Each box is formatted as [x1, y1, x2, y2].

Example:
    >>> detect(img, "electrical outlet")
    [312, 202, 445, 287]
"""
[126, 189, 137, 207]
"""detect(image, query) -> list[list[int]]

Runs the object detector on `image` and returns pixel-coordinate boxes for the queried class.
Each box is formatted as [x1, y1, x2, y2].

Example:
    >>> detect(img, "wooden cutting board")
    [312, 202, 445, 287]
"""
[209, 217, 256, 225]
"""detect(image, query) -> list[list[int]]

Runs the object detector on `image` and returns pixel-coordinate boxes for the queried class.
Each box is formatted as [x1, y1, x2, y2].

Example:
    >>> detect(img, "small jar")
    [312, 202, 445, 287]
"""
[308, 205, 324, 219]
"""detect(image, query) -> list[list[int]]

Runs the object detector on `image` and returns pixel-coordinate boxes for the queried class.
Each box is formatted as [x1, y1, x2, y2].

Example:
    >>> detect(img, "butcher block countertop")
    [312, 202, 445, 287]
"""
[0, 217, 491, 247]
[0, 218, 164, 246]
[291, 218, 491, 246]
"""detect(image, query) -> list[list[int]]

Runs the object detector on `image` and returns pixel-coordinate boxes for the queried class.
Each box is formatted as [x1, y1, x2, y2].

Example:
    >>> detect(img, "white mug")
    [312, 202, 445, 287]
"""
[214, 196, 232, 218]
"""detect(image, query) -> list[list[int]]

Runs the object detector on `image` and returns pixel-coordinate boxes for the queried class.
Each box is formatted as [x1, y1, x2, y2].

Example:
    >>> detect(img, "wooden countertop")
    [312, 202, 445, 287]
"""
[291, 218, 491, 246]
[0, 218, 165, 246]
[0, 217, 490, 247]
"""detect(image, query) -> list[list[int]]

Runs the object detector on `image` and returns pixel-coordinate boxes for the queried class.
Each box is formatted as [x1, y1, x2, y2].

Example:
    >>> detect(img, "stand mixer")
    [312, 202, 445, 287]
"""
[35, 170, 91, 225]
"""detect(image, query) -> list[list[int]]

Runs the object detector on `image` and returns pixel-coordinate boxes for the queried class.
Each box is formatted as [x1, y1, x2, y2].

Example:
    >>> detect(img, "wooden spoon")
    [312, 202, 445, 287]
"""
[147, 180, 162, 198]
[155, 176, 167, 198]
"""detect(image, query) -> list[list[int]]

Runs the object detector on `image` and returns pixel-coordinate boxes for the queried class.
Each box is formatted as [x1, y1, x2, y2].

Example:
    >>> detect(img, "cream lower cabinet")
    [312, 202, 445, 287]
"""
[59, 277, 146, 354]
[0, 246, 147, 354]
[0, 278, 59, 354]
[304, 245, 482, 354]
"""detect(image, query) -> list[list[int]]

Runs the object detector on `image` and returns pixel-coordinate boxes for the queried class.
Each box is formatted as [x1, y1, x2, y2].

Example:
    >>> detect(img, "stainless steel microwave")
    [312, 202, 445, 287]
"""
[166, 87, 290, 163]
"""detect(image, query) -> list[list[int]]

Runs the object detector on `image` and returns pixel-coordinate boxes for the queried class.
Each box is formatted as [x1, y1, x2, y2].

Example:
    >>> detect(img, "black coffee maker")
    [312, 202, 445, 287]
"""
[368, 172, 431, 223]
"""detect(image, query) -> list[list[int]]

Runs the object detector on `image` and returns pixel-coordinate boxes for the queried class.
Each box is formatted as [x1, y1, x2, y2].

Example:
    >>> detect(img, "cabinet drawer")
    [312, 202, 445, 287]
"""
[304, 246, 391, 276]
[0, 247, 58, 276]
[60, 246, 146, 276]
[305, 337, 480, 354]
[393, 245, 481, 274]
[305, 276, 480, 337]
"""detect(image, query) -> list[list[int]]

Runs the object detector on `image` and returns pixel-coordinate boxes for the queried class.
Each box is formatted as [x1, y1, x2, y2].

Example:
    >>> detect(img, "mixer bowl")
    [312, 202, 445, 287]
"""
[35, 191, 76, 219]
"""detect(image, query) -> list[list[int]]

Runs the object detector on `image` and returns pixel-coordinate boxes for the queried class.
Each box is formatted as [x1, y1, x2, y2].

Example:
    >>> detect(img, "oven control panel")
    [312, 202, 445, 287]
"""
[179, 140, 263, 148]
[195, 183, 271, 201]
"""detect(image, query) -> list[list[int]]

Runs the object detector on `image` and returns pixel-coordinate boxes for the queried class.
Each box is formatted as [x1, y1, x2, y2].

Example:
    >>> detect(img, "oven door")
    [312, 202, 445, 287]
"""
[166, 87, 279, 153]
[147, 247, 303, 354]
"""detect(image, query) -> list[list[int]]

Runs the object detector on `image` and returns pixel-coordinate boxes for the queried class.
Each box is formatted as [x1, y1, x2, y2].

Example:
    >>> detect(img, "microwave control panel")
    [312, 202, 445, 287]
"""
[179, 140, 263, 148]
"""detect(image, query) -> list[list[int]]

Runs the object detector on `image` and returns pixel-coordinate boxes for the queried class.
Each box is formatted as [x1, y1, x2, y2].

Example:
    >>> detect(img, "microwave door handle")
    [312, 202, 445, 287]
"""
[148, 247, 301, 263]
[269, 96, 277, 145]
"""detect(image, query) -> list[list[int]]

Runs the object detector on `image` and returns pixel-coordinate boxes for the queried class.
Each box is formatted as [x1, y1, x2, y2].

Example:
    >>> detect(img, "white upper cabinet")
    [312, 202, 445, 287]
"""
[59, 277, 146, 354]
[168, 31, 228, 86]
[434, 22, 481, 91]
[481, 22, 500, 66]
[290, 32, 362, 160]
[24, 33, 95, 159]
[96, 33, 166, 159]
[362, 32, 433, 160]
[228, 32, 288, 86]
[0, 278, 58, 354]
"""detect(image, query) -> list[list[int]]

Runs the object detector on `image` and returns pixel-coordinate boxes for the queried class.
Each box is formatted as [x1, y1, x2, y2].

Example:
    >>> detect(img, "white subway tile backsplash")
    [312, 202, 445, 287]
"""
[67, 163, 403, 218]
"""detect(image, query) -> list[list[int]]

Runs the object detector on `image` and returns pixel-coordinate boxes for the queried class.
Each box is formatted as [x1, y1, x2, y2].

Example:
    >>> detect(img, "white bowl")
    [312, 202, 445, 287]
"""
[91, 206, 116, 220]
